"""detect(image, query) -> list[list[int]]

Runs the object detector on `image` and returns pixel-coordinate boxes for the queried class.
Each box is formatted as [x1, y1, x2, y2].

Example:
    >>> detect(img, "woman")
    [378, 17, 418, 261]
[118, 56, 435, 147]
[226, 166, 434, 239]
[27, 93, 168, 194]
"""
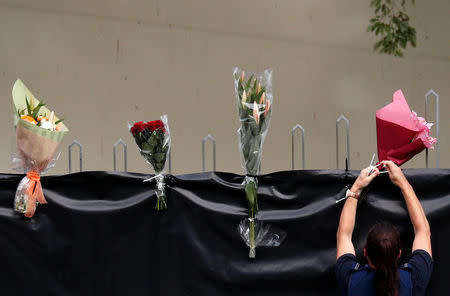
[336, 161, 433, 296]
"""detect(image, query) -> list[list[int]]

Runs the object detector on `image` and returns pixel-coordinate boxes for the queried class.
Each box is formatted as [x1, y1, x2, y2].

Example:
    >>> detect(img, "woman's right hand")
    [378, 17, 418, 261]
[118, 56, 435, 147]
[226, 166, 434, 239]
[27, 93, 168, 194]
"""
[381, 160, 409, 188]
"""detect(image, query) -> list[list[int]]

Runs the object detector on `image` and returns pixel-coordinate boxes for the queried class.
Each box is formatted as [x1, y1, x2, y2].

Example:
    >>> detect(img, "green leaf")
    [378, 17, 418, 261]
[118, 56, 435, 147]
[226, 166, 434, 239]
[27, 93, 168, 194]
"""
[375, 26, 381, 35]
[148, 135, 158, 148]
[368, 0, 416, 57]
[245, 75, 253, 90]
[153, 152, 166, 163]
[55, 118, 64, 125]
[245, 180, 258, 217]
[255, 89, 264, 102]
[31, 103, 45, 118]
[25, 96, 32, 115]
[141, 142, 153, 152]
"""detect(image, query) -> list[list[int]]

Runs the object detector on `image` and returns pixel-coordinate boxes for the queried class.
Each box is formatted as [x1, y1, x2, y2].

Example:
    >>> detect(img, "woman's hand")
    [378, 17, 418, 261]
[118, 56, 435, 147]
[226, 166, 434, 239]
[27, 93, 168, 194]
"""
[351, 166, 380, 193]
[381, 160, 409, 189]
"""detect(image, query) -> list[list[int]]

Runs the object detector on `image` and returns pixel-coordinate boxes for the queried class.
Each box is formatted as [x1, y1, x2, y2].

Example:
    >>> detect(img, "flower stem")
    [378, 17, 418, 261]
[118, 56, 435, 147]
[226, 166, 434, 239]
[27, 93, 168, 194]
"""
[249, 218, 256, 258]
[244, 177, 258, 258]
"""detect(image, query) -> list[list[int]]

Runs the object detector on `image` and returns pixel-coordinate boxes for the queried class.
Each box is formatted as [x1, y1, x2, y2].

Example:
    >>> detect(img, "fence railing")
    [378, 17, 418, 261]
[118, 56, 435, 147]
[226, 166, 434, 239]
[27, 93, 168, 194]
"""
[67, 90, 441, 173]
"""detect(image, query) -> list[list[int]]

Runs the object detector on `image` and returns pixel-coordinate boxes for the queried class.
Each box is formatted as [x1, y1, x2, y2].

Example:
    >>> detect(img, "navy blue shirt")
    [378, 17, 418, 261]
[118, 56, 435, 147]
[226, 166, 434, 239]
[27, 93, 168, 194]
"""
[336, 249, 432, 296]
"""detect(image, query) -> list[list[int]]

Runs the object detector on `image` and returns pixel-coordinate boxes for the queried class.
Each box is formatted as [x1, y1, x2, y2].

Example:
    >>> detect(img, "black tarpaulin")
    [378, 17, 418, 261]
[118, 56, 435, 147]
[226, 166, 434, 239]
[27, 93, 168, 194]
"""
[0, 170, 448, 295]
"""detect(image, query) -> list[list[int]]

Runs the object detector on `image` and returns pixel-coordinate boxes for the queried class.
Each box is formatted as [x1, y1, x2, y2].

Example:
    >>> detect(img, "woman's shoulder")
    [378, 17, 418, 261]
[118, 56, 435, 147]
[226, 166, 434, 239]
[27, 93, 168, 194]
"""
[405, 250, 433, 296]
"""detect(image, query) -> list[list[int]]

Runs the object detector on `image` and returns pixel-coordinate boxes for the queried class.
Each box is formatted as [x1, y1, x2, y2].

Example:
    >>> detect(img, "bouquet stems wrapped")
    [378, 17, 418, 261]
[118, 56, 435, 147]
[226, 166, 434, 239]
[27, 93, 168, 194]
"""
[12, 79, 68, 218]
[233, 67, 273, 258]
[129, 115, 171, 210]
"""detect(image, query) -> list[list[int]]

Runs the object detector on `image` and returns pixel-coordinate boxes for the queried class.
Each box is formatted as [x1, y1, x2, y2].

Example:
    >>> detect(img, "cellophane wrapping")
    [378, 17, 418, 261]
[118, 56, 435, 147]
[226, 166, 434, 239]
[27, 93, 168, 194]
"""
[233, 67, 285, 258]
[129, 115, 171, 210]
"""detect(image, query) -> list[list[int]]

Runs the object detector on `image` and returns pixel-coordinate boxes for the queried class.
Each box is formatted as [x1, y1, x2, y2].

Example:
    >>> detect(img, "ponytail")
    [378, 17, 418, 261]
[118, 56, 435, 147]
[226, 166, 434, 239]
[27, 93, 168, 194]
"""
[366, 222, 401, 296]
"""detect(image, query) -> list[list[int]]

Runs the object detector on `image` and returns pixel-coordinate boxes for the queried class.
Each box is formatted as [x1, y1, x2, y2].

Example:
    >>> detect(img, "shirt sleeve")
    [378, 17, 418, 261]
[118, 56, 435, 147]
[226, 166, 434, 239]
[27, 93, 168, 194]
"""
[408, 249, 433, 295]
[336, 253, 358, 295]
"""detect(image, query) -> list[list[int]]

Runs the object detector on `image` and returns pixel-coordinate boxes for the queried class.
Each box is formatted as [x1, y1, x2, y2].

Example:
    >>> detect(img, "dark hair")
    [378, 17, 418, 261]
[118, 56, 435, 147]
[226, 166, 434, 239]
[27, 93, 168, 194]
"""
[365, 222, 401, 296]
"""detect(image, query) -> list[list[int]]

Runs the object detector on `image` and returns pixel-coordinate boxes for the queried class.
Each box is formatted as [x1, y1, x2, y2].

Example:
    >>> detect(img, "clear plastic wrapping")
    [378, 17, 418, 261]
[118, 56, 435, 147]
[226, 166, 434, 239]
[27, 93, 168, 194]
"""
[129, 114, 171, 210]
[13, 155, 60, 217]
[233, 67, 285, 258]
[238, 218, 287, 248]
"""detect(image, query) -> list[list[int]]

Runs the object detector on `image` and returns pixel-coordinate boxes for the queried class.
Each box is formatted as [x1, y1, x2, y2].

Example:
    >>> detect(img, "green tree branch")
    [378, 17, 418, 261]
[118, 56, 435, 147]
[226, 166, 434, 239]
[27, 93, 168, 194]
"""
[368, 0, 417, 57]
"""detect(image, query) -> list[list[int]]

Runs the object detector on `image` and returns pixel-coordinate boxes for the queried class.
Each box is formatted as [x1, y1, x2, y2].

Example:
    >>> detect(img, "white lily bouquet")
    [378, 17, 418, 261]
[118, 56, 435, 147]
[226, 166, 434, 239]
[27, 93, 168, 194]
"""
[233, 67, 286, 258]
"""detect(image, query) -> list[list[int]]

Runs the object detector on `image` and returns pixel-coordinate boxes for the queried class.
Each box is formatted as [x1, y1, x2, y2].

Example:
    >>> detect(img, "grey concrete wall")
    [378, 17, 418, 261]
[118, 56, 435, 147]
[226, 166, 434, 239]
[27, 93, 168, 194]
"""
[0, 0, 448, 175]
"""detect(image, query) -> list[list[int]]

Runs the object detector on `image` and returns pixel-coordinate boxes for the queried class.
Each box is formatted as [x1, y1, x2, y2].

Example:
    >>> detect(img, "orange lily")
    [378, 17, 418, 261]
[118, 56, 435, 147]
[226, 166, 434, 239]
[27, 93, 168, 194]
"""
[21, 115, 37, 125]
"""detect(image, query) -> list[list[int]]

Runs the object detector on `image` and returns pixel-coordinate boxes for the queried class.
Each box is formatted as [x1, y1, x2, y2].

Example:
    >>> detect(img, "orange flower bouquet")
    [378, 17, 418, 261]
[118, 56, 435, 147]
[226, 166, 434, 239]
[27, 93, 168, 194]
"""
[12, 79, 69, 218]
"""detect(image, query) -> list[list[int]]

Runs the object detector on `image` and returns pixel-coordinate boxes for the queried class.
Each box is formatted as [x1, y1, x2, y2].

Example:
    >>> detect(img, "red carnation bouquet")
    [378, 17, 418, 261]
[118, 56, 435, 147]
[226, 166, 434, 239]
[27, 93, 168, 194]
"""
[129, 115, 171, 210]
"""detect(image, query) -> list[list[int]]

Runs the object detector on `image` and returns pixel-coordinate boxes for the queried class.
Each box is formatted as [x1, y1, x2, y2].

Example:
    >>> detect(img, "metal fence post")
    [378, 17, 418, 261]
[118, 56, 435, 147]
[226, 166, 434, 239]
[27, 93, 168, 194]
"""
[202, 134, 216, 172]
[336, 115, 350, 169]
[425, 89, 440, 168]
[113, 139, 127, 172]
[68, 140, 83, 173]
[291, 124, 305, 170]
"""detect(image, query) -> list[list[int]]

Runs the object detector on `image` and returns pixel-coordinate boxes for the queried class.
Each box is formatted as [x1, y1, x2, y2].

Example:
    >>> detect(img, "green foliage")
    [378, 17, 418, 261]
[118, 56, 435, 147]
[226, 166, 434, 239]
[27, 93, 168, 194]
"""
[133, 128, 168, 173]
[237, 74, 271, 175]
[235, 69, 273, 257]
[245, 179, 259, 217]
[367, 0, 417, 57]
[19, 96, 46, 120]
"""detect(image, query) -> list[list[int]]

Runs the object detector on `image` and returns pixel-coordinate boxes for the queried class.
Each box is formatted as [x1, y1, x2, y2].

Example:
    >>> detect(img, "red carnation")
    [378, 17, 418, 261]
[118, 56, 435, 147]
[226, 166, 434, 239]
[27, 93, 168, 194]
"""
[146, 120, 165, 133]
[131, 121, 146, 136]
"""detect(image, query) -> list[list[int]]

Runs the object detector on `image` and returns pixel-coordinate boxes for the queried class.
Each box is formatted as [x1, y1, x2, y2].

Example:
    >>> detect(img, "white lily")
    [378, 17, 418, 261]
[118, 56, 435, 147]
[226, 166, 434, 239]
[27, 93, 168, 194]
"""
[253, 102, 260, 124]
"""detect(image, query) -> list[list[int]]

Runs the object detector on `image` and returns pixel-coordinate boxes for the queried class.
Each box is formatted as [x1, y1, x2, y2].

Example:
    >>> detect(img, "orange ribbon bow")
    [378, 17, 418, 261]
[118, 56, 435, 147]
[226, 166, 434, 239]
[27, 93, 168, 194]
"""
[24, 171, 47, 218]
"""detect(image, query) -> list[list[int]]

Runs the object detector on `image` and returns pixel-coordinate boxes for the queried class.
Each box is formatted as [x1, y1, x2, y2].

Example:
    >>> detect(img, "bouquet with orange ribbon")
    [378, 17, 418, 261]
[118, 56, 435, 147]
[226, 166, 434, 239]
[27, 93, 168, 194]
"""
[12, 80, 69, 218]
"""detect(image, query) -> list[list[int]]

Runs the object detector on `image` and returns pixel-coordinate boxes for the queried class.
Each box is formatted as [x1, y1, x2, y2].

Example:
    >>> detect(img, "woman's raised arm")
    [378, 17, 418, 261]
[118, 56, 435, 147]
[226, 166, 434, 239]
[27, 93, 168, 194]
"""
[382, 161, 432, 257]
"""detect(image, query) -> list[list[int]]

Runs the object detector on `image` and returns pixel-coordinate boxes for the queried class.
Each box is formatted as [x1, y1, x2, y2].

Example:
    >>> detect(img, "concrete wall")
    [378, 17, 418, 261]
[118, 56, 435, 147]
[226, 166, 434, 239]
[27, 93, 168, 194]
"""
[0, 0, 448, 175]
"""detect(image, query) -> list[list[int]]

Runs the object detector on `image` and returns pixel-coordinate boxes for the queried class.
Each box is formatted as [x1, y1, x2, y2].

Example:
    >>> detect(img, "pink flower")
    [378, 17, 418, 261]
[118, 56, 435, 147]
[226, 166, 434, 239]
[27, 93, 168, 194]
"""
[411, 110, 437, 149]
[259, 92, 265, 105]
[264, 100, 271, 117]
[253, 102, 260, 124]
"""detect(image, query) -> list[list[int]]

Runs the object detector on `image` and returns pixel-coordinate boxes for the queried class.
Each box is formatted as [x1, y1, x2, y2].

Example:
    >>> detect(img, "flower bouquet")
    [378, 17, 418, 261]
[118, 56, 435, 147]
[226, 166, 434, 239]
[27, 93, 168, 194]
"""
[356, 89, 437, 204]
[129, 115, 171, 210]
[233, 67, 286, 258]
[12, 79, 69, 218]
[376, 89, 437, 165]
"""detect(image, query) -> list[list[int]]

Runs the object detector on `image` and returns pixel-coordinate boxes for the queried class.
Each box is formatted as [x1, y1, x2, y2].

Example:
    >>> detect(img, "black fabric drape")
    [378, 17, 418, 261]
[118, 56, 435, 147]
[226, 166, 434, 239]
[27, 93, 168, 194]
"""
[0, 170, 448, 295]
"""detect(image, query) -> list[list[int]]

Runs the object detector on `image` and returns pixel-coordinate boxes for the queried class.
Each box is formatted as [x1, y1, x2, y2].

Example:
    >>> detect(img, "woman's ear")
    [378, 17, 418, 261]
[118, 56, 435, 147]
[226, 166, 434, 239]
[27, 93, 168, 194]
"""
[364, 248, 367, 257]
[398, 249, 402, 260]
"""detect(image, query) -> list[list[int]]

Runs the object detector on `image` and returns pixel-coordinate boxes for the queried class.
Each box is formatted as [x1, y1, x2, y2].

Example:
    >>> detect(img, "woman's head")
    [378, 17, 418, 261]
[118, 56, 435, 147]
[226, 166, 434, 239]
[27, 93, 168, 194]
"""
[364, 221, 401, 296]
[365, 221, 401, 266]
